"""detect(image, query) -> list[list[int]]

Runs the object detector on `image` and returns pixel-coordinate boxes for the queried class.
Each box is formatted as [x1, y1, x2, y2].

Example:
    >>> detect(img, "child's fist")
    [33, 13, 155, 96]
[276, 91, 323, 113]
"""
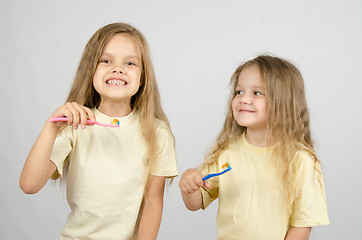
[179, 168, 211, 194]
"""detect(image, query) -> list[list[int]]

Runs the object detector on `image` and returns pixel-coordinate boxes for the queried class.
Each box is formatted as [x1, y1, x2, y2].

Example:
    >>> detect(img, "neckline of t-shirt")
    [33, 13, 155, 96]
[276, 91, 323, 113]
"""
[93, 108, 136, 127]
[240, 132, 272, 154]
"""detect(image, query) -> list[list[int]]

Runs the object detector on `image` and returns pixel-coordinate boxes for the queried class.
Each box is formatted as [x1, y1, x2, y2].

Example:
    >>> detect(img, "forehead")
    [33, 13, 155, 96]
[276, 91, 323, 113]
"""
[102, 34, 141, 57]
[236, 65, 264, 87]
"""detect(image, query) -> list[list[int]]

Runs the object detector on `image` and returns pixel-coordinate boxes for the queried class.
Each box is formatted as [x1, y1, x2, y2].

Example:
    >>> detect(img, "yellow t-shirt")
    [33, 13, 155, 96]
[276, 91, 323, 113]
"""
[201, 133, 329, 240]
[50, 109, 178, 240]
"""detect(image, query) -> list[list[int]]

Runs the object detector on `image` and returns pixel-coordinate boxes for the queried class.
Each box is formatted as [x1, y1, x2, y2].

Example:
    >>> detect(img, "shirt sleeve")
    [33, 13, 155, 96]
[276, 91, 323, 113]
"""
[152, 121, 178, 177]
[200, 162, 220, 209]
[290, 151, 330, 227]
[50, 126, 73, 179]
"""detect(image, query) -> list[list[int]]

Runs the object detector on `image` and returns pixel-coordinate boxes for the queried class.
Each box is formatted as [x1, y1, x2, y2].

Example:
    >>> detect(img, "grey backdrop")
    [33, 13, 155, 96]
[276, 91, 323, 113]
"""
[1, 0, 361, 239]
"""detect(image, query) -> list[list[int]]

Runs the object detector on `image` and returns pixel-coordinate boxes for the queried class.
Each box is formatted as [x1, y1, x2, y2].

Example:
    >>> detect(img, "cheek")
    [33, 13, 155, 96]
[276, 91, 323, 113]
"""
[231, 98, 239, 117]
[92, 76, 100, 90]
[93, 70, 101, 84]
[256, 99, 266, 110]
[231, 97, 238, 109]
[92, 73, 104, 95]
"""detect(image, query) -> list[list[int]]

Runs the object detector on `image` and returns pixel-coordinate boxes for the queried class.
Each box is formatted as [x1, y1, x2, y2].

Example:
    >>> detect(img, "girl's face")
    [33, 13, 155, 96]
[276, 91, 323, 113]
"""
[232, 65, 268, 131]
[93, 34, 142, 109]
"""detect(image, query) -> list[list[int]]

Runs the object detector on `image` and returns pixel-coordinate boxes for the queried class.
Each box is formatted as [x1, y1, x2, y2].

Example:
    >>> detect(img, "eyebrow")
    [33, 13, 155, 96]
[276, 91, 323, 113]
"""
[100, 52, 141, 61]
[235, 84, 265, 90]
[235, 84, 265, 88]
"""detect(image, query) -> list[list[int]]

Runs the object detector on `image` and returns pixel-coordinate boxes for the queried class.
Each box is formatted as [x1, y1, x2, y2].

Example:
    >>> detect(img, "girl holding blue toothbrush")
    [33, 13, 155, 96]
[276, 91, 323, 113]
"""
[179, 55, 329, 240]
[20, 23, 177, 240]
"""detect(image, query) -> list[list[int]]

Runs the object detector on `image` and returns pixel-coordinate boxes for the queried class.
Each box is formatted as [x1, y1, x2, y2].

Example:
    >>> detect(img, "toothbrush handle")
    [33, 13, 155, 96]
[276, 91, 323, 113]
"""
[48, 117, 70, 123]
[49, 117, 94, 125]
[48, 117, 119, 128]
[202, 167, 231, 181]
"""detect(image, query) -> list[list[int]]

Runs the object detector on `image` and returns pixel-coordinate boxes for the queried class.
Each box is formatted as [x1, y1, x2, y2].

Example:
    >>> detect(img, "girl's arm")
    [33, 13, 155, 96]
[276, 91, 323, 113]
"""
[20, 121, 60, 194]
[284, 227, 311, 240]
[19, 102, 95, 194]
[179, 168, 211, 211]
[137, 175, 166, 240]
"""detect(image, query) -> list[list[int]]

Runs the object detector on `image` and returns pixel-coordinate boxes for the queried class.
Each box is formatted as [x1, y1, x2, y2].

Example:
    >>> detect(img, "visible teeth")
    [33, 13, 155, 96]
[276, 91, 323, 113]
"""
[107, 79, 126, 85]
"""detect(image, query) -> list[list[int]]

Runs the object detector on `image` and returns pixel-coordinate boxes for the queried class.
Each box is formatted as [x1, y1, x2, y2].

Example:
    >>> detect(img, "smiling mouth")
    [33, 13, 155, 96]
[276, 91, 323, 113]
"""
[239, 109, 255, 113]
[106, 79, 127, 85]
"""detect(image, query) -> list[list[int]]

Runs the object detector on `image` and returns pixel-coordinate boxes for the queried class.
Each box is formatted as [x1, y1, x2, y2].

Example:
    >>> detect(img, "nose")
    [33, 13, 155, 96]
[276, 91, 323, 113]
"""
[112, 66, 124, 74]
[239, 94, 252, 104]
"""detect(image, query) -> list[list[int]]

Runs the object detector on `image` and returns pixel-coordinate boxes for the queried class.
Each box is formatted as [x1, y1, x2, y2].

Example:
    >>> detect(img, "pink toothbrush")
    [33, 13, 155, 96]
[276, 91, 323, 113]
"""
[49, 117, 120, 128]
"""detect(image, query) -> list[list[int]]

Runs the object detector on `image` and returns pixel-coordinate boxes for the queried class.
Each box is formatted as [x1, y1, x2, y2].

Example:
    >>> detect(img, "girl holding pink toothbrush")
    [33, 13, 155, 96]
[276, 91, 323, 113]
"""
[20, 23, 177, 240]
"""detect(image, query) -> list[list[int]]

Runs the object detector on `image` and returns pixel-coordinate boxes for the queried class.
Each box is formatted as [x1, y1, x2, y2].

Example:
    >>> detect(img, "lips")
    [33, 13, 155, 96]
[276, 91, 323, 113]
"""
[239, 109, 255, 113]
[106, 78, 127, 85]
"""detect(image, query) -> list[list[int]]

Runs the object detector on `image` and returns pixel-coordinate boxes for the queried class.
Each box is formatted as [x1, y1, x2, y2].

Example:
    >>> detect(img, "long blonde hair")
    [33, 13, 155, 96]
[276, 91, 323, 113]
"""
[202, 55, 319, 211]
[56, 23, 172, 190]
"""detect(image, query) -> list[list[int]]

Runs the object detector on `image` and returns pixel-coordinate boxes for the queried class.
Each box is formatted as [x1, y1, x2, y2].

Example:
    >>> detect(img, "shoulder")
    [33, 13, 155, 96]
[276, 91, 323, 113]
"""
[212, 135, 242, 166]
[222, 134, 243, 153]
[228, 134, 240, 146]
[155, 119, 173, 136]
[154, 119, 174, 144]
[294, 149, 320, 171]
[293, 148, 324, 187]
[155, 119, 169, 130]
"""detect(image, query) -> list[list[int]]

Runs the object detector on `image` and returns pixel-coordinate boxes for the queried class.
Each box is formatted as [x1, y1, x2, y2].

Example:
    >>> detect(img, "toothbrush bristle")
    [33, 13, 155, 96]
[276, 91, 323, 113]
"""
[112, 119, 120, 125]
[222, 162, 230, 169]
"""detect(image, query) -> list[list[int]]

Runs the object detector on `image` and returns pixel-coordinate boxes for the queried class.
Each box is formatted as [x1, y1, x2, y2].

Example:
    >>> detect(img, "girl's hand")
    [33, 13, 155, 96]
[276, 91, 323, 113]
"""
[179, 168, 211, 194]
[49, 102, 96, 130]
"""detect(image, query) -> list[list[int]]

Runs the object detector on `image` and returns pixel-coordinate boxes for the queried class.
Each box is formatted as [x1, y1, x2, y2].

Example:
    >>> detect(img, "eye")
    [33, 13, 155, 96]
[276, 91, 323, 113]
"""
[254, 91, 264, 96]
[100, 59, 111, 64]
[236, 90, 244, 95]
[125, 61, 136, 66]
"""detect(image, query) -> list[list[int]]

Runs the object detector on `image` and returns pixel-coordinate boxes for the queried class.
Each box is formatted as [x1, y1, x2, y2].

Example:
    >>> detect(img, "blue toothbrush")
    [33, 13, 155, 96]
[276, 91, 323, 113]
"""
[202, 163, 232, 181]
